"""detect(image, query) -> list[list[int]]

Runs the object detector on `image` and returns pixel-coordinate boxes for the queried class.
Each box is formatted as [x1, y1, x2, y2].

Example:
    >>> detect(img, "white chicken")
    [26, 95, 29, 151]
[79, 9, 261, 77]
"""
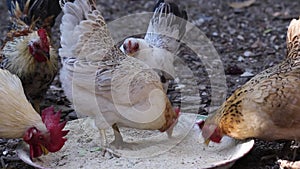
[0, 69, 68, 159]
[59, 0, 179, 155]
[120, 0, 188, 92]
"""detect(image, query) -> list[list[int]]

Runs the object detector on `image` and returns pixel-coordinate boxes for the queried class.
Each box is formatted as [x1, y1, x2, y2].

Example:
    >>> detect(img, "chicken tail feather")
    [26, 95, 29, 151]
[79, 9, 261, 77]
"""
[7, 0, 66, 31]
[145, 0, 188, 53]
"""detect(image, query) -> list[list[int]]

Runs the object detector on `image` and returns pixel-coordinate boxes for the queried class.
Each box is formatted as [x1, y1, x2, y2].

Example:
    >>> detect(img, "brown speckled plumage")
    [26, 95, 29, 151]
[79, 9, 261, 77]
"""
[203, 18, 300, 141]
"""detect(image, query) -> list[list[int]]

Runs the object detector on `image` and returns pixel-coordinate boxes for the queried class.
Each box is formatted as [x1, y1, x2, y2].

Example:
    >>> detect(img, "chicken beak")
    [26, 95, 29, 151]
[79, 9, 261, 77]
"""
[40, 145, 49, 155]
[204, 139, 210, 145]
[44, 52, 50, 60]
[126, 52, 134, 57]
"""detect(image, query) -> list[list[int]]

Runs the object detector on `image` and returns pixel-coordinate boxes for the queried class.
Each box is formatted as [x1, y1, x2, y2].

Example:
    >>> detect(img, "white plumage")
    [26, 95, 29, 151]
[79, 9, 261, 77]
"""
[120, 1, 187, 92]
[0, 69, 45, 138]
[59, 0, 179, 155]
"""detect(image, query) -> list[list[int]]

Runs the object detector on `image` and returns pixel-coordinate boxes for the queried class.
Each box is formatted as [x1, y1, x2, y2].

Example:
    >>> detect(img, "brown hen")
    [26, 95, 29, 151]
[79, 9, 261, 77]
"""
[201, 18, 300, 143]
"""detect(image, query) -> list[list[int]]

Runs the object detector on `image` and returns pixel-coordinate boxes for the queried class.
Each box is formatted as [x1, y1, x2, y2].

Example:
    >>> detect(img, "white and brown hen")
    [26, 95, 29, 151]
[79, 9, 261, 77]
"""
[59, 0, 179, 155]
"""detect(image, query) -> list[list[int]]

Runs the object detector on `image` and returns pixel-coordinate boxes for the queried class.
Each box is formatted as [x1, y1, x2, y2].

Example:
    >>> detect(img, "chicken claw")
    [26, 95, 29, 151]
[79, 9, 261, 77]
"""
[110, 124, 138, 150]
[99, 129, 120, 158]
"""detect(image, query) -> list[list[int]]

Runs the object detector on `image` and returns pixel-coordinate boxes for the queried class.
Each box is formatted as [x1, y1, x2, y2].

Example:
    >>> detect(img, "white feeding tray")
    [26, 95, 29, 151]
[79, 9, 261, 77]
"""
[17, 113, 254, 169]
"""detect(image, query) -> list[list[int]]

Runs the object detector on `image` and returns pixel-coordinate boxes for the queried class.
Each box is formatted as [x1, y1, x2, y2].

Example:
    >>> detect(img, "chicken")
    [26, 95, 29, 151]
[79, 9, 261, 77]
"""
[120, 0, 187, 92]
[200, 18, 300, 144]
[6, 0, 63, 34]
[0, 0, 60, 112]
[0, 69, 68, 158]
[59, 0, 179, 154]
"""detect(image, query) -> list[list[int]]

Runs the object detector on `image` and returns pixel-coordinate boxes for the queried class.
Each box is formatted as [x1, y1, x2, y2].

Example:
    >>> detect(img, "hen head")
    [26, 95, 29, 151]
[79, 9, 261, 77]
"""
[28, 29, 50, 62]
[121, 38, 140, 56]
[158, 102, 180, 132]
[121, 38, 151, 56]
[23, 106, 69, 158]
[197, 120, 222, 144]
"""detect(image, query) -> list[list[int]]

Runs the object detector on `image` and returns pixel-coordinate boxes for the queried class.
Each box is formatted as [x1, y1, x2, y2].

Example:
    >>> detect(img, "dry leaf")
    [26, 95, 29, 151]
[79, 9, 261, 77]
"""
[228, 0, 256, 9]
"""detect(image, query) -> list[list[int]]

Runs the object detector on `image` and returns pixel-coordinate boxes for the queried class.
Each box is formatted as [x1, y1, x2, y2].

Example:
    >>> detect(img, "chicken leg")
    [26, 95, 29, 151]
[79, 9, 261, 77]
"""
[110, 124, 138, 150]
[99, 129, 120, 158]
[111, 124, 124, 148]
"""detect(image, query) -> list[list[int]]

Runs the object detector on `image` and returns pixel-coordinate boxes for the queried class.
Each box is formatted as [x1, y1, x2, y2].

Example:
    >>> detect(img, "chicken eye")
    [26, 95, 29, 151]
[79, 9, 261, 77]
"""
[32, 128, 37, 134]
[33, 42, 40, 49]
[133, 44, 139, 50]
[160, 75, 166, 83]
[38, 135, 44, 140]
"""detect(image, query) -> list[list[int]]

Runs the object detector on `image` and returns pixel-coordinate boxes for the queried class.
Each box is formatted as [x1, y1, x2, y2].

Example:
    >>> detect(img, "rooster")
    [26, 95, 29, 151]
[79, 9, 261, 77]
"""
[120, 0, 187, 92]
[200, 18, 300, 144]
[59, 0, 179, 155]
[0, 0, 60, 112]
[0, 69, 68, 159]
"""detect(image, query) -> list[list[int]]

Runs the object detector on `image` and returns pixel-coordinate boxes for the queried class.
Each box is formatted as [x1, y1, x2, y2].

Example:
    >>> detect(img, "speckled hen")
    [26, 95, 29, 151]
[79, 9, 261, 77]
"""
[0, 0, 61, 112]
[201, 18, 300, 143]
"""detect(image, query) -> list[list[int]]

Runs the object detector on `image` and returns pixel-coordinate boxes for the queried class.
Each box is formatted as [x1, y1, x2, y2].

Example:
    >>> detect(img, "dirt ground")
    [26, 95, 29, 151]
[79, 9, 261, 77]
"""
[0, 0, 300, 168]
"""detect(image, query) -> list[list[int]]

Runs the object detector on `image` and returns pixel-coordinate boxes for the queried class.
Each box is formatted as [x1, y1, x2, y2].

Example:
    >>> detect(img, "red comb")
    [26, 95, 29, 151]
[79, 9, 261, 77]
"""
[198, 121, 222, 143]
[173, 106, 180, 124]
[174, 106, 180, 116]
[41, 106, 69, 152]
[196, 120, 205, 129]
[37, 28, 49, 51]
